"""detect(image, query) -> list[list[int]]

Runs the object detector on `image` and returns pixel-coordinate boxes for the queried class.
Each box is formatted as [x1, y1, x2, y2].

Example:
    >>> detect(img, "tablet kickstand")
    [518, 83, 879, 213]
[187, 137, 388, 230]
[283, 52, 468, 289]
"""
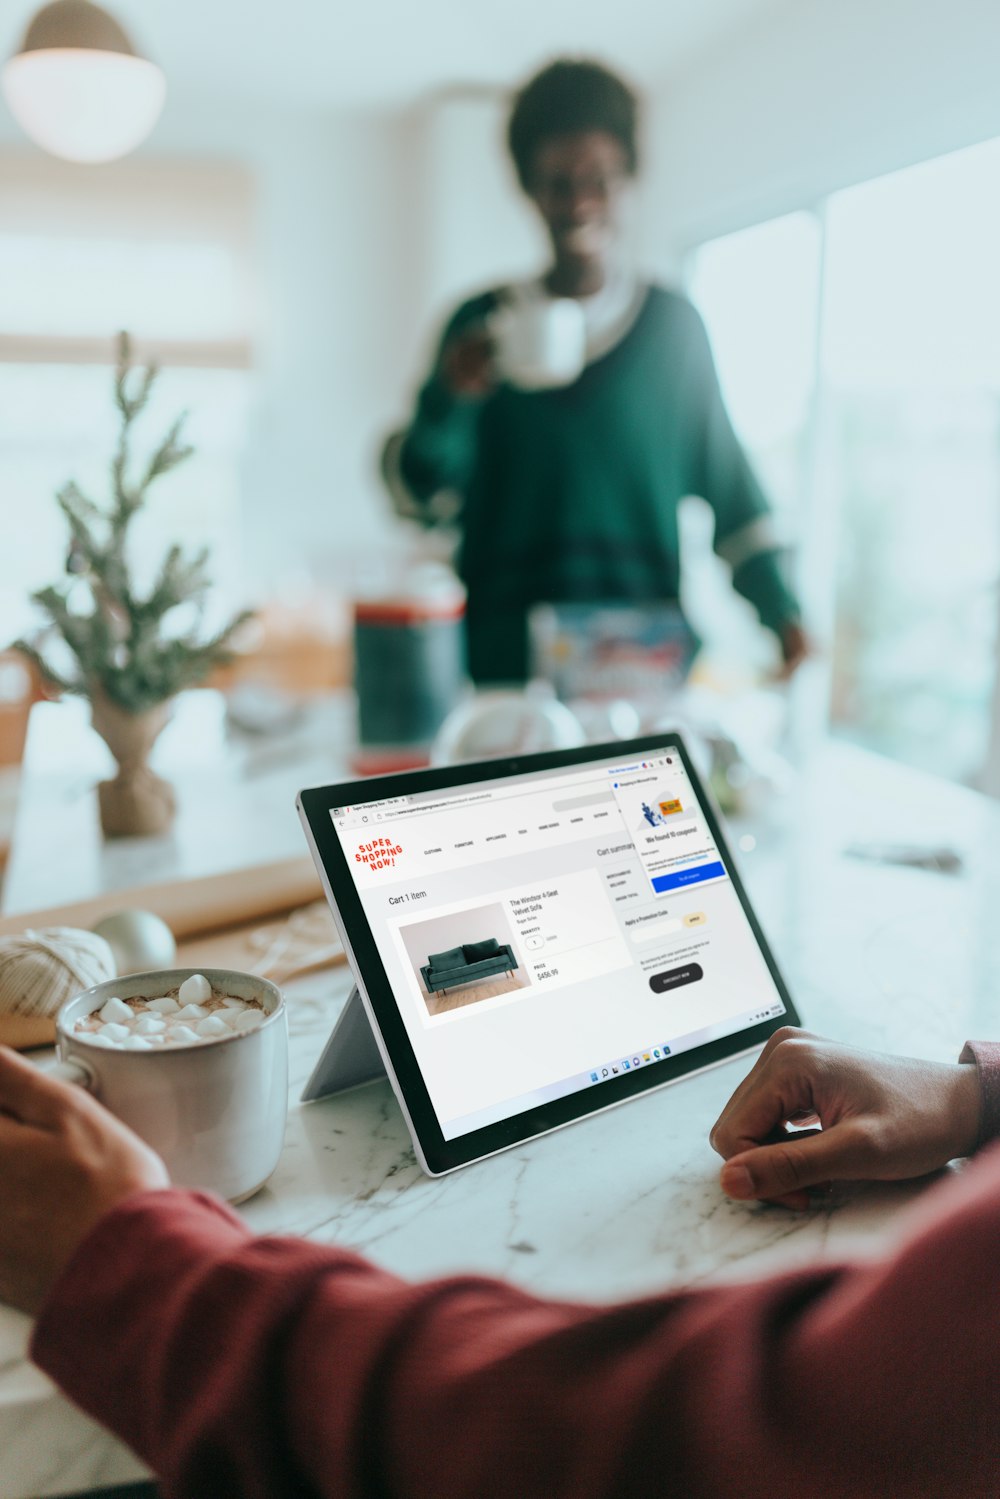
[300, 985, 387, 1102]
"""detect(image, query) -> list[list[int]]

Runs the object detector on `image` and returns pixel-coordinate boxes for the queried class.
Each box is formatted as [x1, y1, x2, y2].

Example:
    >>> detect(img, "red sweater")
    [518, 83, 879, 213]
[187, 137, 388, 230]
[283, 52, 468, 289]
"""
[31, 1044, 1000, 1499]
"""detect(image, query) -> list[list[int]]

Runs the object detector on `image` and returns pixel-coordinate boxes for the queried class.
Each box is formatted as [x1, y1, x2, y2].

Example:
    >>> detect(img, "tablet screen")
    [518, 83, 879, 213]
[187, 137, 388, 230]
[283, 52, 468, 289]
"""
[327, 745, 788, 1143]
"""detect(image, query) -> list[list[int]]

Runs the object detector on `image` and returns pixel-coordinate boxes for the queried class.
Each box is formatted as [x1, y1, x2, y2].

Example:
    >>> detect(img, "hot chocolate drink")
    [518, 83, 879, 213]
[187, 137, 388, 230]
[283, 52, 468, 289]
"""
[73, 971, 265, 1049]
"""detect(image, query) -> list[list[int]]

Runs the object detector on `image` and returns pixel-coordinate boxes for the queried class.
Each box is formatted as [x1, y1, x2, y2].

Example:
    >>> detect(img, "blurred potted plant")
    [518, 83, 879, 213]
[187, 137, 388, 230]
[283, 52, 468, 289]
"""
[13, 333, 251, 837]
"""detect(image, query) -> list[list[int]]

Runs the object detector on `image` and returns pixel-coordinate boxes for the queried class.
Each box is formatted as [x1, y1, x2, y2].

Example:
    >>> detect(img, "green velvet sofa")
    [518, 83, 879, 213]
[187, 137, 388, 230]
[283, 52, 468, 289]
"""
[421, 938, 519, 996]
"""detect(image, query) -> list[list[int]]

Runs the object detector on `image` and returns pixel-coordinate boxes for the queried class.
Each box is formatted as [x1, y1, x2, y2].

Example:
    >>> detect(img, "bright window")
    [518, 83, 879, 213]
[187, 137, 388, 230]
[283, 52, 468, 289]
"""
[683, 212, 822, 671]
[821, 142, 1000, 778]
[687, 142, 1000, 784]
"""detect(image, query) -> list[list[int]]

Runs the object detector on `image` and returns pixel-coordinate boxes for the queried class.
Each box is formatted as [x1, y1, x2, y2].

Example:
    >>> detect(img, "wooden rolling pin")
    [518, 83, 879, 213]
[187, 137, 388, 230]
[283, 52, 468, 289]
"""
[0, 855, 324, 944]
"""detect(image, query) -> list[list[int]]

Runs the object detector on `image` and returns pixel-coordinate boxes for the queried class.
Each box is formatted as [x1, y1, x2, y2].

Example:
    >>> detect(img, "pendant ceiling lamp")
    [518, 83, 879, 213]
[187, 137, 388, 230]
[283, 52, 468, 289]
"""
[2, 1, 165, 163]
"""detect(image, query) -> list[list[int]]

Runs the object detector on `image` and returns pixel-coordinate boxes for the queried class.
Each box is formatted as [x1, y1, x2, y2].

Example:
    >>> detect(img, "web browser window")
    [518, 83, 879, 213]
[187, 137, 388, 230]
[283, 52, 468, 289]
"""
[331, 747, 786, 1140]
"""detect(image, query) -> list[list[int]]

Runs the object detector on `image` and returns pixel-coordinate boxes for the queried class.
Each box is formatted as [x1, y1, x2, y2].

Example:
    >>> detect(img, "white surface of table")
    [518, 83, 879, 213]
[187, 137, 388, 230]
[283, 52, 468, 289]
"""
[2, 716, 999, 1497]
[1, 690, 355, 916]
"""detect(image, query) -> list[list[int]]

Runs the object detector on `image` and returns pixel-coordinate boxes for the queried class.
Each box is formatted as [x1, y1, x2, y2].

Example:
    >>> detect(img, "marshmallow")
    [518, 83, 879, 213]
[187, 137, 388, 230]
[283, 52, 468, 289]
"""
[219, 1007, 247, 1028]
[176, 1002, 208, 1022]
[178, 974, 213, 1005]
[121, 1036, 152, 1050]
[165, 1025, 200, 1045]
[231, 1009, 263, 1033]
[98, 1021, 131, 1042]
[134, 1015, 166, 1035]
[194, 1015, 228, 1038]
[99, 996, 133, 1026]
[84, 1032, 114, 1047]
[145, 996, 180, 1015]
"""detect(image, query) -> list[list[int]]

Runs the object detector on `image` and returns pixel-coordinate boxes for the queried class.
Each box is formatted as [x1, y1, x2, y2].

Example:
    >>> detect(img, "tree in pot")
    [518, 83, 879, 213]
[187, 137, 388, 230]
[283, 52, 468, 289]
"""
[13, 334, 251, 837]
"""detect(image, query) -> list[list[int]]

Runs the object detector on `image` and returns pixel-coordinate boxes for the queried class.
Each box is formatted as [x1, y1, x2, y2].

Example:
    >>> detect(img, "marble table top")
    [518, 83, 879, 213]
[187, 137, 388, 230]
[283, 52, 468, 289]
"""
[2, 732, 998, 1496]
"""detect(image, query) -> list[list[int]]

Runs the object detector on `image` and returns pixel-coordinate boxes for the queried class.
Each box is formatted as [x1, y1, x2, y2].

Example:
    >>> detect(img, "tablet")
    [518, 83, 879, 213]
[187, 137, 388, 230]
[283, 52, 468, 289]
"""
[297, 733, 799, 1176]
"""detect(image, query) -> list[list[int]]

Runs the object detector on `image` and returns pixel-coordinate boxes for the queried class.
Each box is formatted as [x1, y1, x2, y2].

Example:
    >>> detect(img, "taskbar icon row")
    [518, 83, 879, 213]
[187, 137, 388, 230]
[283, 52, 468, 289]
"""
[589, 1042, 672, 1085]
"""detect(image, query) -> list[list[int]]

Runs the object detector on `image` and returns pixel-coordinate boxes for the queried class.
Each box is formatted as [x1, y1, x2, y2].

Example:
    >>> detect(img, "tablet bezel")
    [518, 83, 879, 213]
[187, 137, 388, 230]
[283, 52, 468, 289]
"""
[297, 732, 800, 1175]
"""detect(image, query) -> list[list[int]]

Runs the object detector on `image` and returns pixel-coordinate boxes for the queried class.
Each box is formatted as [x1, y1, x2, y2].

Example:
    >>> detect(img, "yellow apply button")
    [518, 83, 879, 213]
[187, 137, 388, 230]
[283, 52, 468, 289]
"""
[683, 911, 708, 928]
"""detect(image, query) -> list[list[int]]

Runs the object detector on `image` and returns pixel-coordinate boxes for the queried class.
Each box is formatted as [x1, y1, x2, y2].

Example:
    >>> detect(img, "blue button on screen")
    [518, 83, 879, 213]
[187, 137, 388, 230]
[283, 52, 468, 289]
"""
[651, 860, 725, 894]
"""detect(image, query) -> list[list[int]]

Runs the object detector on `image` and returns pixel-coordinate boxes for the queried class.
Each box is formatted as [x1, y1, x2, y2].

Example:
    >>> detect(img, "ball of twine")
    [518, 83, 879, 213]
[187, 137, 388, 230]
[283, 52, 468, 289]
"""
[0, 927, 117, 1019]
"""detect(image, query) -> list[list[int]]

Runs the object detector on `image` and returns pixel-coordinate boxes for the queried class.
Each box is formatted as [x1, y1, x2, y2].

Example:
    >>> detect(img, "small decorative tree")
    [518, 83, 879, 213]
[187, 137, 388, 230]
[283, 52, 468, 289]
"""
[14, 332, 252, 836]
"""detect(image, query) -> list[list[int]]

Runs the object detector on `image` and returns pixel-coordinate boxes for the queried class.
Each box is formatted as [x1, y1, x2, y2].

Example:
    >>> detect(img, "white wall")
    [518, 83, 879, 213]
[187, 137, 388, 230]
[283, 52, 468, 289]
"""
[0, 89, 421, 596]
[0, 85, 551, 597]
[405, 89, 544, 341]
[235, 110, 412, 589]
[643, 0, 1000, 257]
[147, 97, 423, 591]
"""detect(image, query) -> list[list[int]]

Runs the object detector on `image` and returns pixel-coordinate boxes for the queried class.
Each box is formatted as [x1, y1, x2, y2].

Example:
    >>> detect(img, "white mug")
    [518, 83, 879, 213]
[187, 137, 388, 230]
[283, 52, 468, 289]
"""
[55, 967, 288, 1203]
[490, 297, 587, 390]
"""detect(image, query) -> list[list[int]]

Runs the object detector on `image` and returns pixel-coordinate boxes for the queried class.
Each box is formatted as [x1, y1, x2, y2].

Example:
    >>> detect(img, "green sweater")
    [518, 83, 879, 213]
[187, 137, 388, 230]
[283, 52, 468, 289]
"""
[399, 284, 800, 683]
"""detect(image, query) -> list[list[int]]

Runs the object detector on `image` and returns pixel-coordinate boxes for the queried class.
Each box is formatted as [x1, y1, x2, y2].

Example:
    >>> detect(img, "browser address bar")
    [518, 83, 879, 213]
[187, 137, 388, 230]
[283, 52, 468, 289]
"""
[392, 779, 614, 821]
[348, 769, 621, 828]
[394, 790, 495, 816]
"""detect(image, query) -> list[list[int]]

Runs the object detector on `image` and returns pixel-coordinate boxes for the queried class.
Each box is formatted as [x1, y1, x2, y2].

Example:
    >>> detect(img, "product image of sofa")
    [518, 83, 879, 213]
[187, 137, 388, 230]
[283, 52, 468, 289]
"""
[420, 938, 519, 996]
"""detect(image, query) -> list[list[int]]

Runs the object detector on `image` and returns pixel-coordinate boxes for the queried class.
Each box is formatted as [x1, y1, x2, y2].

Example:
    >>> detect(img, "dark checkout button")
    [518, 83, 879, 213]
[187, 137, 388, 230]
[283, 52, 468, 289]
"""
[649, 962, 704, 993]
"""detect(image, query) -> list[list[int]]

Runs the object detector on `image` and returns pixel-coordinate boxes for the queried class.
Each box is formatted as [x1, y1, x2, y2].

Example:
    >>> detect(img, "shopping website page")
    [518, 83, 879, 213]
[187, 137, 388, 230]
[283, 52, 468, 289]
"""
[331, 749, 786, 1140]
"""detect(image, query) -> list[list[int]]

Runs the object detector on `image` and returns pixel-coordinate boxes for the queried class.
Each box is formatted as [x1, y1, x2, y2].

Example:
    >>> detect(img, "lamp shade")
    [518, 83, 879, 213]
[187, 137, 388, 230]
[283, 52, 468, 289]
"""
[2, 1, 165, 163]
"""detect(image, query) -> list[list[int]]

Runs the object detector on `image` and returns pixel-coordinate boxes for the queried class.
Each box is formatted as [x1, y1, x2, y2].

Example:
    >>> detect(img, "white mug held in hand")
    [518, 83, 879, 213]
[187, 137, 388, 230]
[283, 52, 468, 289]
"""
[53, 967, 288, 1203]
[489, 295, 587, 390]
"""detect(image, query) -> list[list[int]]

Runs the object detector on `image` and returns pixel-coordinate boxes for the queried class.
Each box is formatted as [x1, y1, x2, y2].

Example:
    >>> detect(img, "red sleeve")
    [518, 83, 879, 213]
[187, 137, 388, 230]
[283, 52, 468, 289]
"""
[960, 1040, 1000, 1147]
[30, 1149, 1000, 1499]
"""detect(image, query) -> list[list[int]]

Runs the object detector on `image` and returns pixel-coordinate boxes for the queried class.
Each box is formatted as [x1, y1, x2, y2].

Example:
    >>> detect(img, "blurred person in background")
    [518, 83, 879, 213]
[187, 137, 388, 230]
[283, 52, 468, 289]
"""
[383, 58, 809, 686]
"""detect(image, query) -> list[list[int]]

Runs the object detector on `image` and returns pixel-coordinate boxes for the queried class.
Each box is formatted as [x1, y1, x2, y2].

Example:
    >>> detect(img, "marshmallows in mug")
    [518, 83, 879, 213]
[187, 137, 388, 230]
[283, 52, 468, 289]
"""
[74, 974, 265, 1049]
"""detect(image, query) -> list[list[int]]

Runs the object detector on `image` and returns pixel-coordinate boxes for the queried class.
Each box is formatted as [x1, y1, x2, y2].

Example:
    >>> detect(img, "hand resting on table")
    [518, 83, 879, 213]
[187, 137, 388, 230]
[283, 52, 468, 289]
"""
[711, 1026, 982, 1211]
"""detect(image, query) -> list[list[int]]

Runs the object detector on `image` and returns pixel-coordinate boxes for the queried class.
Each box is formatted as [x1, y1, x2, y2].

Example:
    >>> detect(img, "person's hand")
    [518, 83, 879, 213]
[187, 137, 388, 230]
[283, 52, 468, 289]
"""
[710, 1028, 981, 1211]
[777, 619, 813, 677]
[440, 326, 498, 400]
[0, 1047, 169, 1315]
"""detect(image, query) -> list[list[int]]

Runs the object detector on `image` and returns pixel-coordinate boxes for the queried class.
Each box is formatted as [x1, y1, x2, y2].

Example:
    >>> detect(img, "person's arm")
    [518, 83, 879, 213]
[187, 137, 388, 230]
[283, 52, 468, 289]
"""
[382, 295, 498, 520]
[710, 1027, 999, 1209]
[680, 301, 806, 667]
[29, 1154, 1000, 1499]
